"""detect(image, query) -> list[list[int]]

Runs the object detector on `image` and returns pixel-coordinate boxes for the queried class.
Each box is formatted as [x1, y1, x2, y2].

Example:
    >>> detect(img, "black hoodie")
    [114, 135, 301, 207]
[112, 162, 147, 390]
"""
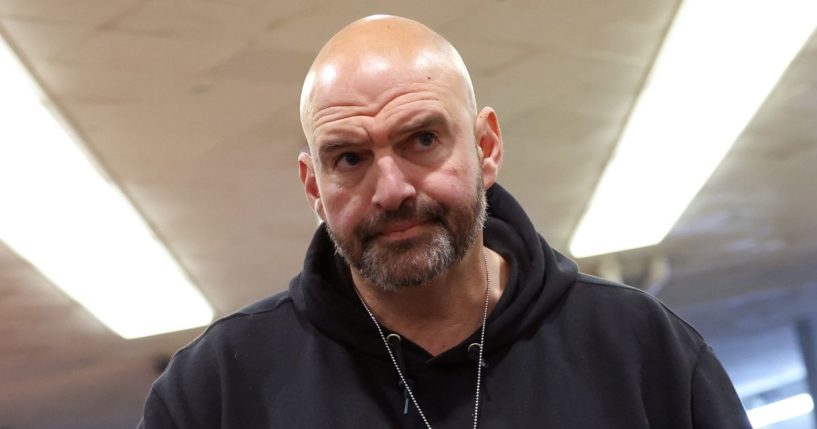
[139, 184, 751, 428]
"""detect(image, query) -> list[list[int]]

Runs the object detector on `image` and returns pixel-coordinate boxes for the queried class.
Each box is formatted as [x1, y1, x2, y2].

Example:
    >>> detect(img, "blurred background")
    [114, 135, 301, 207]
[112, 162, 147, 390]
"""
[0, 0, 815, 428]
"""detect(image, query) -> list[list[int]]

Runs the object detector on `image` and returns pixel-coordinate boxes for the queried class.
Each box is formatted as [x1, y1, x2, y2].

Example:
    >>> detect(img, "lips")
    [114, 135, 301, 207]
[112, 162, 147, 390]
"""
[378, 221, 426, 240]
[380, 220, 423, 235]
[356, 201, 447, 244]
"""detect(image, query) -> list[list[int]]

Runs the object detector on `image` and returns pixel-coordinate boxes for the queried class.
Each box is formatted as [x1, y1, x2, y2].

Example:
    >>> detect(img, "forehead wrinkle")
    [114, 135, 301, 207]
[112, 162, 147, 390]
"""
[312, 105, 369, 132]
[311, 83, 435, 129]
[312, 117, 370, 153]
[365, 92, 451, 145]
[381, 102, 449, 137]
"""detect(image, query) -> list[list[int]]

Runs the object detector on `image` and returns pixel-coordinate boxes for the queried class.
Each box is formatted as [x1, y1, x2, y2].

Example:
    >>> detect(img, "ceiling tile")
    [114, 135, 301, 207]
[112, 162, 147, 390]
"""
[0, 17, 91, 61]
[0, 0, 138, 25]
[101, 0, 261, 41]
[206, 45, 314, 84]
[50, 29, 242, 74]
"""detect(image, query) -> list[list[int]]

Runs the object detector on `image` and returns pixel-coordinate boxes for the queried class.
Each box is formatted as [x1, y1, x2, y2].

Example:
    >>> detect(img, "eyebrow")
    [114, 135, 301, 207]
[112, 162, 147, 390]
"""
[316, 139, 359, 164]
[391, 113, 449, 138]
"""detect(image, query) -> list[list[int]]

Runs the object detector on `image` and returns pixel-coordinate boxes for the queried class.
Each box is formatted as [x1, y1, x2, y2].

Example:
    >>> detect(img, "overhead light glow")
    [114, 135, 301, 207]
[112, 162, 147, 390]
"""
[569, 0, 817, 258]
[0, 34, 213, 338]
[747, 393, 814, 428]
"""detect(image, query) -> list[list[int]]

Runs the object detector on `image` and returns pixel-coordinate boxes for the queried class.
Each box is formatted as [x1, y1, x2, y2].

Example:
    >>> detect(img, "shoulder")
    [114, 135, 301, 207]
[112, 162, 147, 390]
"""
[173, 288, 304, 365]
[143, 289, 305, 426]
[572, 273, 700, 331]
[209, 289, 297, 340]
[562, 273, 706, 358]
[150, 289, 302, 393]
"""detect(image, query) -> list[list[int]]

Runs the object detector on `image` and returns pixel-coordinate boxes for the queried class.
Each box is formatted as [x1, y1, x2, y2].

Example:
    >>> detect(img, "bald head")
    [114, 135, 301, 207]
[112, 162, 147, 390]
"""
[299, 15, 477, 147]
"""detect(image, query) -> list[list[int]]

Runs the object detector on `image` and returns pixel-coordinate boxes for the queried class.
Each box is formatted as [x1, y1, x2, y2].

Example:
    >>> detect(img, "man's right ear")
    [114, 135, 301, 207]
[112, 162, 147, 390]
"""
[298, 152, 325, 221]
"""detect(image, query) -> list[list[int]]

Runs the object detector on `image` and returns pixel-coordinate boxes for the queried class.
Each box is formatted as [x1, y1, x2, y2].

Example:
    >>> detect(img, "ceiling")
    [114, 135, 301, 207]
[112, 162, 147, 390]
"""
[1, 0, 815, 427]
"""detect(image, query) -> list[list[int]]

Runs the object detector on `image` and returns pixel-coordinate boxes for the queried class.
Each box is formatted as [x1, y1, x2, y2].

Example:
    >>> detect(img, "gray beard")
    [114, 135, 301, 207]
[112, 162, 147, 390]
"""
[326, 182, 487, 292]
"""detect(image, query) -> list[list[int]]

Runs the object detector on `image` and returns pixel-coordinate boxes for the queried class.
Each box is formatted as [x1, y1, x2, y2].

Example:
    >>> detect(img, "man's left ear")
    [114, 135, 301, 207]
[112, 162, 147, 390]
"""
[475, 106, 504, 189]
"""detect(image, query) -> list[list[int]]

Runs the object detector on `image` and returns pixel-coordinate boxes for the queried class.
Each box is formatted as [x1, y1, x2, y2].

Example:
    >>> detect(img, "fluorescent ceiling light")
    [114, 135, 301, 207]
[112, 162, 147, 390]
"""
[569, 0, 817, 258]
[0, 34, 213, 339]
[747, 393, 814, 428]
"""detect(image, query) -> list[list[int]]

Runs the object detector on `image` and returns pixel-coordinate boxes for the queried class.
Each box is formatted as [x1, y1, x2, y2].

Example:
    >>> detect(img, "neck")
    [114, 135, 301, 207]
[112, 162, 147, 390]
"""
[351, 238, 508, 356]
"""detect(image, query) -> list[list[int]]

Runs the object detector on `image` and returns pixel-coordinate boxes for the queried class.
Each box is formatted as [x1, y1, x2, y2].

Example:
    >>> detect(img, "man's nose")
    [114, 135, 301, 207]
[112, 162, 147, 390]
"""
[371, 156, 416, 211]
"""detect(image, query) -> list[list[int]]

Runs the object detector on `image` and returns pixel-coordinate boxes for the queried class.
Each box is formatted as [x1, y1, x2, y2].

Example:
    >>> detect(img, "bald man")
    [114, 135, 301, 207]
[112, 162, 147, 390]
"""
[139, 16, 751, 429]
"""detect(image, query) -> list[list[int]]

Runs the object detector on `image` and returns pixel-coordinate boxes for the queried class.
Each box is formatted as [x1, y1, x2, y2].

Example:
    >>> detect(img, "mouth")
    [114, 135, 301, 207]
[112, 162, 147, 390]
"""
[377, 220, 427, 240]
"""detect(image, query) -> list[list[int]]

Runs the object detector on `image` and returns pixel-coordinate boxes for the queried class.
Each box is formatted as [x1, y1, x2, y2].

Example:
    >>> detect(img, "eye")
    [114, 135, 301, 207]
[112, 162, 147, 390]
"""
[414, 131, 438, 148]
[335, 152, 363, 169]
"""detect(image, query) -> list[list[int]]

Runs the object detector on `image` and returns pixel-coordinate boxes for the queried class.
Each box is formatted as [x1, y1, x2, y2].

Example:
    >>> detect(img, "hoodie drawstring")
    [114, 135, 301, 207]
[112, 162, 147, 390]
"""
[467, 343, 490, 370]
[386, 333, 414, 414]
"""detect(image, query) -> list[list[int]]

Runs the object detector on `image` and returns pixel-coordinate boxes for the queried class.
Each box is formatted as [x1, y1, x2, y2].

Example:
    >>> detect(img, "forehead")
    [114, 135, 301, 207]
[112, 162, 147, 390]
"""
[305, 56, 471, 138]
[315, 52, 459, 104]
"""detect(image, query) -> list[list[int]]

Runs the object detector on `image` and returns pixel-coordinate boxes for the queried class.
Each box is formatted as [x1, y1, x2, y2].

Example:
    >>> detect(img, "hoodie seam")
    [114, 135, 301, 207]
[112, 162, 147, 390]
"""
[689, 342, 710, 425]
[151, 387, 180, 429]
[172, 294, 294, 357]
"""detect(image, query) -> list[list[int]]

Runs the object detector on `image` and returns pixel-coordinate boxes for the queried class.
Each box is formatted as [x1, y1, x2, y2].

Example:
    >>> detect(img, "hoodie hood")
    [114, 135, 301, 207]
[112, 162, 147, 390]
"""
[289, 183, 578, 364]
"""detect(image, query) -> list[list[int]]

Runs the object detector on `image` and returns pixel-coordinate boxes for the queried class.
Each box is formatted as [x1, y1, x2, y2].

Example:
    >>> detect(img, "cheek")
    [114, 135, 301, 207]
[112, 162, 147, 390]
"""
[320, 187, 368, 234]
[446, 149, 482, 187]
[420, 161, 479, 205]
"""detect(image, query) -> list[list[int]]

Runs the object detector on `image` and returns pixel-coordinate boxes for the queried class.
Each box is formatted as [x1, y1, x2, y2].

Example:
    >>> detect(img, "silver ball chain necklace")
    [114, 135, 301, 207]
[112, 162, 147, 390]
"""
[353, 251, 491, 429]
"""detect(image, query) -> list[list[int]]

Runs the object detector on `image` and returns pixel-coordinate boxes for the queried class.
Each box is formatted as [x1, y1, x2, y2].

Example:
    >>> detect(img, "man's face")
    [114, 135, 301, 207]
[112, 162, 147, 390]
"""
[303, 58, 488, 290]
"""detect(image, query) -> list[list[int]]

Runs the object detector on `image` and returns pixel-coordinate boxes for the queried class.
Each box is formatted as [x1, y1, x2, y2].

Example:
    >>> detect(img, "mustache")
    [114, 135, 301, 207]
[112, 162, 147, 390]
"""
[356, 200, 447, 243]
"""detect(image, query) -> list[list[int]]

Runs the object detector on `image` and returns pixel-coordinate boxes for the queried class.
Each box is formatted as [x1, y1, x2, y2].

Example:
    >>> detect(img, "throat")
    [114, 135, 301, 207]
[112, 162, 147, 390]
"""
[358, 289, 486, 356]
[389, 315, 482, 357]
